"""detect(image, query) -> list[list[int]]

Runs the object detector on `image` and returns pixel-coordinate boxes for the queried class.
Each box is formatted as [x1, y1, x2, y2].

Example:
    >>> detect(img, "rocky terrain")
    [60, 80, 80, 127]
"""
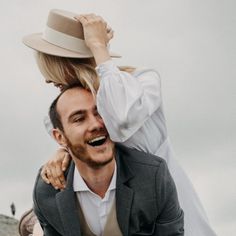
[0, 214, 19, 236]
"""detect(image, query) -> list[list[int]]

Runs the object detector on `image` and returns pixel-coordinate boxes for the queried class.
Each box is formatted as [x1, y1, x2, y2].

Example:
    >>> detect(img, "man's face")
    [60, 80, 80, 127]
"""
[56, 87, 115, 168]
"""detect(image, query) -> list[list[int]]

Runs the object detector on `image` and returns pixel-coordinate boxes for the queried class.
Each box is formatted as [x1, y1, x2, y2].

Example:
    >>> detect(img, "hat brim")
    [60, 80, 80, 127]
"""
[23, 33, 121, 58]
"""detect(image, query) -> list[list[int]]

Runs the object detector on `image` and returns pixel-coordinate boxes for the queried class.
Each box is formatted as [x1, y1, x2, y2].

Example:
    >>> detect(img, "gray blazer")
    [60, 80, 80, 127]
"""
[33, 145, 184, 236]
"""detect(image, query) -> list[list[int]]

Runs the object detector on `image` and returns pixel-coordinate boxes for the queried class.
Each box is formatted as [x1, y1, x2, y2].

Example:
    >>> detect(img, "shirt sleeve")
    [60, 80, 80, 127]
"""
[96, 60, 162, 142]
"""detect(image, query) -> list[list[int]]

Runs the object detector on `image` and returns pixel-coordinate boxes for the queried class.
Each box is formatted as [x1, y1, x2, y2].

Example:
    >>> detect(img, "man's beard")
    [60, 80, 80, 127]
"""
[66, 137, 114, 169]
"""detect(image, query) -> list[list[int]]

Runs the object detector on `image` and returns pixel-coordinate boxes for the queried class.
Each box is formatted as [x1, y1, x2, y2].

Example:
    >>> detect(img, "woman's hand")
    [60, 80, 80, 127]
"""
[75, 14, 114, 65]
[41, 148, 71, 190]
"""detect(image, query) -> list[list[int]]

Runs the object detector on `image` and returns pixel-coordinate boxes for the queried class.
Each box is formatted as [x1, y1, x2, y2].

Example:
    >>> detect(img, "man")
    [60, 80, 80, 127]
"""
[33, 85, 184, 236]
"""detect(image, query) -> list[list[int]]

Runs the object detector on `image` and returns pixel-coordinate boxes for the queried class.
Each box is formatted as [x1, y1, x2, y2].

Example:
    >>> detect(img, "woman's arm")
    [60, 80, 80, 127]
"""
[75, 14, 113, 65]
[96, 61, 162, 142]
[76, 14, 162, 142]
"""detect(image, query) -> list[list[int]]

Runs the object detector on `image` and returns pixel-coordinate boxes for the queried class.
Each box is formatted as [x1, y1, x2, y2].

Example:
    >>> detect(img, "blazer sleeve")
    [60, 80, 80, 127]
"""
[155, 161, 184, 236]
[33, 172, 63, 236]
[96, 60, 161, 142]
[33, 206, 62, 236]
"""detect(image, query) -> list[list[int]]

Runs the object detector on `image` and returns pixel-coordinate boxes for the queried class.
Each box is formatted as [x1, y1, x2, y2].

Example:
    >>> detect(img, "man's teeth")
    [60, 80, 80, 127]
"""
[88, 136, 106, 144]
[87, 136, 107, 147]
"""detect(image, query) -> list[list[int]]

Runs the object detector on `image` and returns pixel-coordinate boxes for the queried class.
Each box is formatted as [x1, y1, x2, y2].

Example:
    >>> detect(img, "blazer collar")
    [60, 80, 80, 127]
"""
[115, 145, 135, 236]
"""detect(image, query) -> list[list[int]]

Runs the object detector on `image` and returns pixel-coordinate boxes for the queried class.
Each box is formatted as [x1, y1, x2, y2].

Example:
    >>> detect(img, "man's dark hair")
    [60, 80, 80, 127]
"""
[49, 93, 64, 131]
[49, 83, 84, 131]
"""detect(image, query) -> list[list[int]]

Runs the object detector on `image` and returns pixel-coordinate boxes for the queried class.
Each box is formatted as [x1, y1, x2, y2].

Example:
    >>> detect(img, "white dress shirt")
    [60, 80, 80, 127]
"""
[73, 164, 117, 236]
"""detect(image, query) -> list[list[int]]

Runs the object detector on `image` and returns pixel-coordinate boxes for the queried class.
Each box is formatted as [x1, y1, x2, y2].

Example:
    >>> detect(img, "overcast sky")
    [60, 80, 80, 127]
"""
[0, 0, 235, 235]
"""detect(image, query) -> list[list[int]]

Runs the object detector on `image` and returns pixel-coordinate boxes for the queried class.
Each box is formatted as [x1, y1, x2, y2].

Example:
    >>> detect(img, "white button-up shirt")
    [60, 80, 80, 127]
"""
[73, 164, 117, 236]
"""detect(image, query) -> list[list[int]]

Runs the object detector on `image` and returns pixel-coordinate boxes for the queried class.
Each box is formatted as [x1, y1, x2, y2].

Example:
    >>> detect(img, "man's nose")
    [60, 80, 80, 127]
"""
[88, 114, 104, 131]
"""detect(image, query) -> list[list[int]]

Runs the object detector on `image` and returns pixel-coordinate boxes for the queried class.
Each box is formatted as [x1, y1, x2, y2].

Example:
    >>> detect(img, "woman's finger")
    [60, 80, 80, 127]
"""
[48, 161, 64, 189]
[75, 14, 107, 28]
[75, 15, 88, 25]
[40, 166, 50, 184]
[44, 167, 55, 187]
[107, 30, 114, 41]
[55, 164, 66, 188]
[86, 13, 97, 19]
[106, 25, 112, 33]
[62, 152, 71, 171]
[96, 15, 107, 27]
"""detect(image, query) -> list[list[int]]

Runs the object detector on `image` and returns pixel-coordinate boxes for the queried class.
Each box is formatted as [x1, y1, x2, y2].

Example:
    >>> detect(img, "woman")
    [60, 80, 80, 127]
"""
[22, 9, 216, 236]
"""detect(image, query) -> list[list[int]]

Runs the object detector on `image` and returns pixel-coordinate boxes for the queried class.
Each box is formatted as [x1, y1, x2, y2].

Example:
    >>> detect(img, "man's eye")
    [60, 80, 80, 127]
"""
[73, 117, 84, 123]
[94, 111, 101, 118]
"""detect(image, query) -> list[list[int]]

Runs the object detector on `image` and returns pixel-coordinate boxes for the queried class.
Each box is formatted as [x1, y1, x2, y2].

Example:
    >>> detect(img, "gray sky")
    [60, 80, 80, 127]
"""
[0, 0, 235, 235]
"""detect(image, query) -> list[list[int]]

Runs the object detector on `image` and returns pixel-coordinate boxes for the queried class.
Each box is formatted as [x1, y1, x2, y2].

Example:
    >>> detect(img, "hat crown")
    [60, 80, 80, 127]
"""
[47, 9, 84, 40]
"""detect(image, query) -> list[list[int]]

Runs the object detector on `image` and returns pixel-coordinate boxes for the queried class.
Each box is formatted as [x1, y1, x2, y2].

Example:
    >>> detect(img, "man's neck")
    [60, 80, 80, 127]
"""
[74, 158, 116, 198]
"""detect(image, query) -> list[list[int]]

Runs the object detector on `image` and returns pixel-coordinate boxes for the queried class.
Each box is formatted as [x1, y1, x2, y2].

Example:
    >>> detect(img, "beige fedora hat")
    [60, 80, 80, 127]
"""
[23, 9, 120, 58]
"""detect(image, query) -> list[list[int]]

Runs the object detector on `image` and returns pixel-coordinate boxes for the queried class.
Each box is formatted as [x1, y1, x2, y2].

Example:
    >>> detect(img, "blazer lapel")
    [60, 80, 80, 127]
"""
[56, 162, 81, 236]
[115, 146, 134, 236]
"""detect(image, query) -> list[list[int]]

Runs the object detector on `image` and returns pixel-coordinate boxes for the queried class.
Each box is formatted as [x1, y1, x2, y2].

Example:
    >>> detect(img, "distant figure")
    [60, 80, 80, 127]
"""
[10, 202, 16, 217]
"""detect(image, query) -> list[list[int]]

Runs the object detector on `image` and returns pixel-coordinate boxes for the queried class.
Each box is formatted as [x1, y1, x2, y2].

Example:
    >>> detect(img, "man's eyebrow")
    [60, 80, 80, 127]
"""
[68, 110, 85, 121]
[67, 105, 97, 121]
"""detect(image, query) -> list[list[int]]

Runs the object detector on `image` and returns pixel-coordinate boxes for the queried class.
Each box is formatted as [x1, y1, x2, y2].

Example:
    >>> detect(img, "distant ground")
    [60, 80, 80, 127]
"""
[0, 214, 19, 236]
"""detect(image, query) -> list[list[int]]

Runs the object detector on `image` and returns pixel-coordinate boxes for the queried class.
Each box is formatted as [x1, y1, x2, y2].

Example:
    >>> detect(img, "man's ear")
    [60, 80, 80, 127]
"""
[52, 128, 68, 148]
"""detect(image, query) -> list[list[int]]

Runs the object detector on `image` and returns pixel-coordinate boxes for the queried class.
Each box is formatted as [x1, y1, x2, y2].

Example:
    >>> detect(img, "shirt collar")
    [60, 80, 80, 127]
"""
[73, 163, 117, 193]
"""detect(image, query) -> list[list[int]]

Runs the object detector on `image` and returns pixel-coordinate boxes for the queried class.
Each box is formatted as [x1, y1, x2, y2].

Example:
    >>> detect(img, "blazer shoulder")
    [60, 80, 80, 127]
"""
[116, 144, 165, 167]
[33, 168, 58, 204]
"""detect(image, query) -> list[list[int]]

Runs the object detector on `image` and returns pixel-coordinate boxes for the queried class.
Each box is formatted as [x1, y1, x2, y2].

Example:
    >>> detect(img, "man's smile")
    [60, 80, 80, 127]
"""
[87, 135, 108, 147]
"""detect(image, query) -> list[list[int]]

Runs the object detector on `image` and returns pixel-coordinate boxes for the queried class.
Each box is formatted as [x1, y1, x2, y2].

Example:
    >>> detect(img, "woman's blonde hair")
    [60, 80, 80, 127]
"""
[36, 52, 135, 95]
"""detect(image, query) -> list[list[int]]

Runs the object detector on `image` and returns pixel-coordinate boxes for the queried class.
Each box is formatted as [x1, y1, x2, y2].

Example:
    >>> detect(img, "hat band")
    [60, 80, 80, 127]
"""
[42, 26, 93, 56]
